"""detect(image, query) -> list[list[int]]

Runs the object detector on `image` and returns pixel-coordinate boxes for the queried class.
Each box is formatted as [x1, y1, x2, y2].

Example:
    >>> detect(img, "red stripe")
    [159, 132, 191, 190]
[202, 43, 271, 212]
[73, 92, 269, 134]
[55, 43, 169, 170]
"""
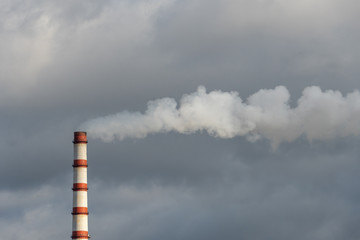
[72, 183, 88, 191]
[71, 231, 89, 239]
[72, 207, 88, 215]
[73, 132, 88, 144]
[73, 160, 88, 167]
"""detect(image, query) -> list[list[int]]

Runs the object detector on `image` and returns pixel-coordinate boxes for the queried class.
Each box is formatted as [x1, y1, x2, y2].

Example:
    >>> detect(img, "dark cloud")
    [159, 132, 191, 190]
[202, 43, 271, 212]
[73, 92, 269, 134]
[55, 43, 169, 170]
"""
[1, 0, 360, 239]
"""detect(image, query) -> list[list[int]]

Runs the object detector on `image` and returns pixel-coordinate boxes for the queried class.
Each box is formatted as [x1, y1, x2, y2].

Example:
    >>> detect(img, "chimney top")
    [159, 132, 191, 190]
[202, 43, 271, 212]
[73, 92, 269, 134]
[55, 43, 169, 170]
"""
[73, 131, 88, 143]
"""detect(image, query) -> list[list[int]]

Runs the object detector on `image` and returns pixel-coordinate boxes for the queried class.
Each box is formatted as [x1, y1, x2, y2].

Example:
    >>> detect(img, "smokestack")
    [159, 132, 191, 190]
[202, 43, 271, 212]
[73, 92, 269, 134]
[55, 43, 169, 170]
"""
[71, 132, 90, 239]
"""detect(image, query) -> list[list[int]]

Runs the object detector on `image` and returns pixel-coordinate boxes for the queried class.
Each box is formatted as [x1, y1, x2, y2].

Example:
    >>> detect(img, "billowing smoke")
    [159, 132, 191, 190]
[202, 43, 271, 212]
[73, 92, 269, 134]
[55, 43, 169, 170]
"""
[80, 86, 360, 147]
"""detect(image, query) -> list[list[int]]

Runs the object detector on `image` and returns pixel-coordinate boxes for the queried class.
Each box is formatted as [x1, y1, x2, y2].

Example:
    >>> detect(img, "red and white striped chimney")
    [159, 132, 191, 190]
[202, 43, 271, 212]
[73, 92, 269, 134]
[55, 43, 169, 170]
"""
[72, 132, 90, 239]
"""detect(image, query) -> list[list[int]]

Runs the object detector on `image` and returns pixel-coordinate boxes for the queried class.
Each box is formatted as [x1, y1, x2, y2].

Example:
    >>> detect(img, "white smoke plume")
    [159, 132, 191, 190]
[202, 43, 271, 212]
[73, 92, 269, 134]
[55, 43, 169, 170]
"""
[81, 86, 360, 147]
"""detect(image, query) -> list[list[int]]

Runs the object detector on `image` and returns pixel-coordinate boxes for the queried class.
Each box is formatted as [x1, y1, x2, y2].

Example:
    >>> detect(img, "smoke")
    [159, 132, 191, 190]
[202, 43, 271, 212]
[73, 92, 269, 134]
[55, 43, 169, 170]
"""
[80, 86, 360, 148]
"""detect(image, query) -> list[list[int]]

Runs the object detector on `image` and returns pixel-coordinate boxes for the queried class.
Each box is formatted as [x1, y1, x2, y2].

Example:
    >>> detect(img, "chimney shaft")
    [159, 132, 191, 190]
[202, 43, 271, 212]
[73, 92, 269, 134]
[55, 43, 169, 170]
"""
[72, 132, 90, 239]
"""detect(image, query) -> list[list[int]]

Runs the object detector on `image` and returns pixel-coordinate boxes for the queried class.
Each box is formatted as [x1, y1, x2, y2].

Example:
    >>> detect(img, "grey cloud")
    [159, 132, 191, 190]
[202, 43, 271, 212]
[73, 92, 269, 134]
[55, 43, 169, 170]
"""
[86, 139, 360, 239]
[1, 0, 360, 239]
[0, 185, 71, 239]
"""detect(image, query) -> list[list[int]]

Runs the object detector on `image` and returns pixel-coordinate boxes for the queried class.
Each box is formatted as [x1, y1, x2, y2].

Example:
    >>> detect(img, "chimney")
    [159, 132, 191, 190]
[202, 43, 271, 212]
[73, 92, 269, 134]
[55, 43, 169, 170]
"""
[72, 132, 90, 239]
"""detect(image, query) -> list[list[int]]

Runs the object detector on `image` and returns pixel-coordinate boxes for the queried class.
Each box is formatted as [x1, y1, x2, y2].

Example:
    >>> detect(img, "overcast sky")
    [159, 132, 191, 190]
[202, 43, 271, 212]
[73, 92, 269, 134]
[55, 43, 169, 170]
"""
[1, 0, 360, 239]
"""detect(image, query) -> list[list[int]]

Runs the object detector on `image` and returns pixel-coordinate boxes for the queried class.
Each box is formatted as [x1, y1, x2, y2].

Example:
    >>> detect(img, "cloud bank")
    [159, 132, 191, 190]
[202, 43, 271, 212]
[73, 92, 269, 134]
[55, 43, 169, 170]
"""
[81, 86, 360, 147]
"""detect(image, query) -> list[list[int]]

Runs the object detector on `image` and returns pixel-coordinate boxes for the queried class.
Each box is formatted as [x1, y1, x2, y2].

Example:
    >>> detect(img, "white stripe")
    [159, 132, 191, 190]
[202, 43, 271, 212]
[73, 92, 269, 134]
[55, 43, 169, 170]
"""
[73, 168, 87, 183]
[74, 144, 87, 160]
[73, 191, 88, 207]
[72, 215, 88, 231]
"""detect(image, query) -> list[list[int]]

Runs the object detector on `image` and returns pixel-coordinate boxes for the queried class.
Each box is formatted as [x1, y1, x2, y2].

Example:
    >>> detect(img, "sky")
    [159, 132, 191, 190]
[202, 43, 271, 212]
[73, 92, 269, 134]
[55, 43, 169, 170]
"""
[1, 0, 360, 239]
